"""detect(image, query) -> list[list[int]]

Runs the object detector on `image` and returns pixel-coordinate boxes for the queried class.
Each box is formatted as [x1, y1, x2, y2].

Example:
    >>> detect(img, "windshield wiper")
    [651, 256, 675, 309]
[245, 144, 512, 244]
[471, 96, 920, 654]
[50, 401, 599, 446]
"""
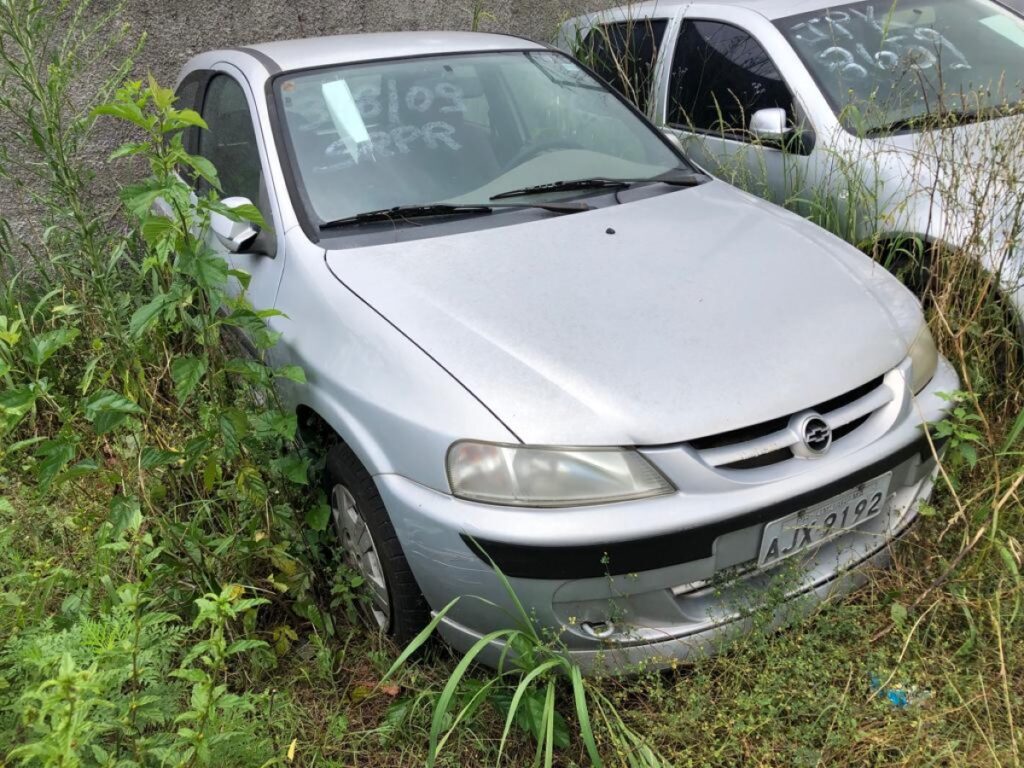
[490, 172, 707, 201]
[320, 201, 589, 229]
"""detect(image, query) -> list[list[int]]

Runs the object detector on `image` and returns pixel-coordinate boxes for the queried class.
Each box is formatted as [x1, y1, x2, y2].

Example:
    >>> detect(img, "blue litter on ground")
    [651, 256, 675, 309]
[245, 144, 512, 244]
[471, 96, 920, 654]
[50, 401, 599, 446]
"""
[870, 674, 930, 709]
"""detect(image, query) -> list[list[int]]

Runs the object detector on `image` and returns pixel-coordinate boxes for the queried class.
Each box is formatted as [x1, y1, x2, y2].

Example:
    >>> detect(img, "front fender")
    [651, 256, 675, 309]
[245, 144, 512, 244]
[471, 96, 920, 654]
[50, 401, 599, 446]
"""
[271, 233, 517, 492]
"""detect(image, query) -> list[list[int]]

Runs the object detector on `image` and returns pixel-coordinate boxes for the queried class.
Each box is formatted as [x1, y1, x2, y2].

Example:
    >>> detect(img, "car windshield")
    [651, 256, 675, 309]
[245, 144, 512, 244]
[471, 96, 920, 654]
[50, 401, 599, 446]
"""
[274, 50, 688, 226]
[777, 0, 1024, 134]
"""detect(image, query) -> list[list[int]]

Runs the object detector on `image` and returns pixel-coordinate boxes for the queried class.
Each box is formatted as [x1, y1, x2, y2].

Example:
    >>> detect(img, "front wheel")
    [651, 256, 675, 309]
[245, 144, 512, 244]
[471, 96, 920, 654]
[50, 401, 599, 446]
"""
[325, 442, 429, 644]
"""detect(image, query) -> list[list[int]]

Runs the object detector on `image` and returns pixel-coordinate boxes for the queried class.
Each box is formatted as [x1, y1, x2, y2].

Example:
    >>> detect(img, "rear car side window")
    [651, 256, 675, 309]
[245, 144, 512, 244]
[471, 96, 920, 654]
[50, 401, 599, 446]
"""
[668, 20, 793, 135]
[581, 19, 668, 113]
[174, 73, 206, 156]
[198, 74, 261, 202]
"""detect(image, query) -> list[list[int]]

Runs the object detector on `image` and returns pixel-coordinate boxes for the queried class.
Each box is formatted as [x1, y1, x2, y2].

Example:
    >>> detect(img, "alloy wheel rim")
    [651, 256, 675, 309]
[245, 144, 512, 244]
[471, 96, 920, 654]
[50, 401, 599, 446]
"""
[330, 484, 390, 631]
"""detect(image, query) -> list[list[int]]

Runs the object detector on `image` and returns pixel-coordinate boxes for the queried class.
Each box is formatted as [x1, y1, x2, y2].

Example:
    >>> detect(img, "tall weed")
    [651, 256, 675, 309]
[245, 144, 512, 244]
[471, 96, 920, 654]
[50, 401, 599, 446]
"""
[0, 1, 318, 762]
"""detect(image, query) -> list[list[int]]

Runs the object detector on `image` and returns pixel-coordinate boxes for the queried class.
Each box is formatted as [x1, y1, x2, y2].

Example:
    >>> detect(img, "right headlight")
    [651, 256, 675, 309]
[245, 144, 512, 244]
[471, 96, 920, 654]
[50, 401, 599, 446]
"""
[908, 324, 939, 394]
[446, 441, 675, 507]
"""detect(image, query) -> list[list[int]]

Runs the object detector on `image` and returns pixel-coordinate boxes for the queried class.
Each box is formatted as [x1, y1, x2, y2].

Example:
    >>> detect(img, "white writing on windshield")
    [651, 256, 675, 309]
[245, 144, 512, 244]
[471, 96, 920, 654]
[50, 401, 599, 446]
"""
[788, 6, 971, 80]
[318, 80, 469, 170]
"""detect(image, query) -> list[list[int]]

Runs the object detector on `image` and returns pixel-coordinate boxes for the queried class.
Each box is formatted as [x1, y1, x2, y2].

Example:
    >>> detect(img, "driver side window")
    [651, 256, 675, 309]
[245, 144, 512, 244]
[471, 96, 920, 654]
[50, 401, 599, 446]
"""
[668, 20, 793, 137]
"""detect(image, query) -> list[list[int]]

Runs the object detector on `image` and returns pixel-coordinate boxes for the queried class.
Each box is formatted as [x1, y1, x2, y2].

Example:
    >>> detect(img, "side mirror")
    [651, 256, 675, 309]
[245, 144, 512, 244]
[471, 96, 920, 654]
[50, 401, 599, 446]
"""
[211, 196, 260, 253]
[749, 108, 790, 143]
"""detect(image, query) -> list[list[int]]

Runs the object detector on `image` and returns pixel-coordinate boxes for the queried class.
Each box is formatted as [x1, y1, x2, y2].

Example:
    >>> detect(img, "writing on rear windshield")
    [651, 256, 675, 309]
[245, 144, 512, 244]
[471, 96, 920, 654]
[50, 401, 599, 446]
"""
[786, 6, 972, 80]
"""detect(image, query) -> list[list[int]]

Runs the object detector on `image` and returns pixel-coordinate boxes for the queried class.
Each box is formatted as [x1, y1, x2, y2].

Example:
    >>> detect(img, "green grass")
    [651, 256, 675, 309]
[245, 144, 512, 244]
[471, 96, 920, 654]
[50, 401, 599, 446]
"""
[5, 469, 1019, 766]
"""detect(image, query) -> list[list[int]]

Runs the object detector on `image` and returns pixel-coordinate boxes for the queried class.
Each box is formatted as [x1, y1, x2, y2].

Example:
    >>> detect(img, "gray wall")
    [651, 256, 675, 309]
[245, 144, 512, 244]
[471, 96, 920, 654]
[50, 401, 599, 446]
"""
[126, 0, 606, 87]
[2, 0, 611, 239]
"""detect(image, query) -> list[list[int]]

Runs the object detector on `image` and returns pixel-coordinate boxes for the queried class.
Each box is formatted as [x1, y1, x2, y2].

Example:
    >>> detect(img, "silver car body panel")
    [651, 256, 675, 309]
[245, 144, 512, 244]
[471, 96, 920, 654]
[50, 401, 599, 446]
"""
[176, 32, 956, 668]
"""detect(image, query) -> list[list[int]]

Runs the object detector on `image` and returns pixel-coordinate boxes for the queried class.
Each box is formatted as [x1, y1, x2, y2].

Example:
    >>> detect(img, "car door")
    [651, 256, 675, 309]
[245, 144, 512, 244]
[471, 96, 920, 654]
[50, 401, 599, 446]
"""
[578, 16, 673, 119]
[662, 17, 814, 208]
[184, 69, 287, 317]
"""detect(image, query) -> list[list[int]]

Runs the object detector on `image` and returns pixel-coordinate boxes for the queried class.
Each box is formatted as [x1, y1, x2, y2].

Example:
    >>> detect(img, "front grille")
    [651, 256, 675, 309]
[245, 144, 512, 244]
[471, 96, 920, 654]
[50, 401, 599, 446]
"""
[691, 375, 890, 470]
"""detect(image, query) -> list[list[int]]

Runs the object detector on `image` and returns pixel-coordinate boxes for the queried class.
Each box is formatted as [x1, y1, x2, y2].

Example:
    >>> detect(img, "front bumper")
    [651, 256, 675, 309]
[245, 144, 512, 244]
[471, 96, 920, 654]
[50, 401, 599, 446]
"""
[377, 357, 957, 671]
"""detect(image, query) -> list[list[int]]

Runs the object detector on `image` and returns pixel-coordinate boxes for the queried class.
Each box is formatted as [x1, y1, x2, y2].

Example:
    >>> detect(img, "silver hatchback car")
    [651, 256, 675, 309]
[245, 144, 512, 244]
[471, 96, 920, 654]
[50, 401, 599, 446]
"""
[563, 0, 1024, 317]
[177, 31, 956, 670]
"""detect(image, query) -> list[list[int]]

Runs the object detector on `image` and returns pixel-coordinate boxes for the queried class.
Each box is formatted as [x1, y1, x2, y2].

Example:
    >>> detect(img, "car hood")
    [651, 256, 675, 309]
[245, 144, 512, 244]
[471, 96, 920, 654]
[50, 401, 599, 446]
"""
[324, 181, 917, 446]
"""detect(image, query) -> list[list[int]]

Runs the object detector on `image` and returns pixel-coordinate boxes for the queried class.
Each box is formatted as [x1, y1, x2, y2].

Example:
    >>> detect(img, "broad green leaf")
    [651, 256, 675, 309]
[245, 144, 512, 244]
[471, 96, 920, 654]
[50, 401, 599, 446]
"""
[250, 410, 297, 440]
[84, 389, 143, 433]
[24, 327, 79, 368]
[188, 248, 229, 290]
[149, 74, 174, 110]
[304, 500, 331, 531]
[220, 308, 265, 335]
[175, 108, 208, 129]
[427, 629, 517, 767]
[121, 178, 167, 217]
[272, 453, 309, 485]
[228, 268, 252, 290]
[890, 601, 908, 630]
[92, 101, 149, 128]
[203, 456, 221, 491]
[0, 387, 37, 416]
[35, 439, 76, 489]
[225, 638, 268, 656]
[275, 365, 306, 384]
[141, 214, 175, 245]
[497, 659, 562, 763]
[225, 358, 270, 385]
[59, 459, 100, 484]
[140, 445, 180, 469]
[109, 495, 142, 538]
[960, 443, 979, 468]
[219, 408, 249, 457]
[109, 141, 148, 160]
[186, 154, 220, 188]
[171, 356, 207, 403]
[515, 687, 570, 751]
[231, 203, 269, 231]
[130, 294, 170, 338]
[235, 464, 268, 504]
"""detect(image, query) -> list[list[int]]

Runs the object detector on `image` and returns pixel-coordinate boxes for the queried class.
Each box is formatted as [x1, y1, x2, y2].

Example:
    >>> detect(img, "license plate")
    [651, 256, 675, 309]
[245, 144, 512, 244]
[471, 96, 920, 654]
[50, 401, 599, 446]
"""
[757, 473, 892, 569]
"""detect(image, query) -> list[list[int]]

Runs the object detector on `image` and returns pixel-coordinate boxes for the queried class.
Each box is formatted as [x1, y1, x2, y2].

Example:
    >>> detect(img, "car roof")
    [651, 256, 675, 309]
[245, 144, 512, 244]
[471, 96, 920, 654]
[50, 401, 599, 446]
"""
[237, 31, 547, 74]
[575, 0, 867, 22]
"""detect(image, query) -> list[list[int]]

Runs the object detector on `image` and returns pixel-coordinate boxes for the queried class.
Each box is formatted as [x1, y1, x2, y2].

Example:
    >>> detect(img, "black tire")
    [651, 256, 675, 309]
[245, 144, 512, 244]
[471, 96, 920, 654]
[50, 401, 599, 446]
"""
[324, 441, 429, 644]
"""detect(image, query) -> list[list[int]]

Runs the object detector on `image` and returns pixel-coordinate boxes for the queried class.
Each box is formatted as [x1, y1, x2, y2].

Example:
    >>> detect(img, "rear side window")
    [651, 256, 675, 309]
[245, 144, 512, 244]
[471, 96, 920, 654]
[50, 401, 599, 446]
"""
[668, 20, 793, 135]
[198, 74, 262, 203]
[581, 19, 668, 113]
[174, 74, 205, 156]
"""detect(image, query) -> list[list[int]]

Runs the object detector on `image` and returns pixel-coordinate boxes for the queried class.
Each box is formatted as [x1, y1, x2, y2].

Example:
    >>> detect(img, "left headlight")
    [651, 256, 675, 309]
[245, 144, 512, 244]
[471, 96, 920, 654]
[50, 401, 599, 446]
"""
[446, 441, 675, 507]
[908, 323, 939, 394]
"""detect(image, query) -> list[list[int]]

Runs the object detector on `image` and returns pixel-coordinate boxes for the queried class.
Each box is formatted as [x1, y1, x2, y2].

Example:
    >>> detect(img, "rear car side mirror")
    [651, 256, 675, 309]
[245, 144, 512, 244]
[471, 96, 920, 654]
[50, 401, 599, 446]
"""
[211, 196, 260, 253]
[749, 108, 790, 143]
